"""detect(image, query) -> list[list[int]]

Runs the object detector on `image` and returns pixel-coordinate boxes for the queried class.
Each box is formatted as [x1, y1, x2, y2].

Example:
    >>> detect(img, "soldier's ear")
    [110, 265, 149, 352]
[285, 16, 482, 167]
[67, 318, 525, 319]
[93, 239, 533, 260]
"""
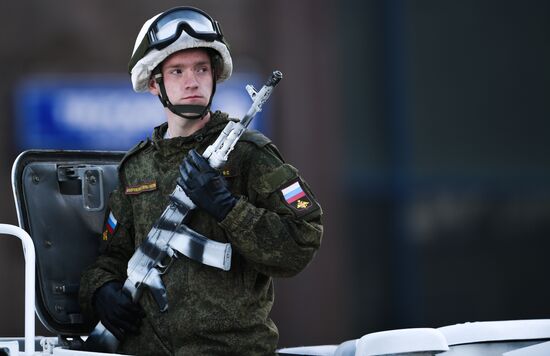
[148, 77, 159, 95]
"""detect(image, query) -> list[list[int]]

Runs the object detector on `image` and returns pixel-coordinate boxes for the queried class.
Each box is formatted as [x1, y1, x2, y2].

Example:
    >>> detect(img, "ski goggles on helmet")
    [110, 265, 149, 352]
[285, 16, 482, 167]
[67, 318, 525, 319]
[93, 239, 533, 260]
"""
[129, 6, 226, 72]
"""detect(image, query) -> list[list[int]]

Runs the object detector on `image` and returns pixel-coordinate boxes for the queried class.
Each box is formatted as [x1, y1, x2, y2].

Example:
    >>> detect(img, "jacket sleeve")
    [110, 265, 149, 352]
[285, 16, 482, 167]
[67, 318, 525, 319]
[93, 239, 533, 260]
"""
[220, 144, 323, 278]
[78, 187, 135, 321]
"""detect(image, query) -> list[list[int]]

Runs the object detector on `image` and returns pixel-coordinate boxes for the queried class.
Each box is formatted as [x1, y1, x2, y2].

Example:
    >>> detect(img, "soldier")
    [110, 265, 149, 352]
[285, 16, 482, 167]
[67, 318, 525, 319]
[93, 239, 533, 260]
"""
[79, 6, 323, 355]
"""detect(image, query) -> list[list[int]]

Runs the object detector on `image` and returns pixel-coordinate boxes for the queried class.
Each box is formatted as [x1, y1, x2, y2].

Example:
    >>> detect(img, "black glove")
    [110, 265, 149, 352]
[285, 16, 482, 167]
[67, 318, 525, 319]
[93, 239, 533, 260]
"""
[178, 149, 237, 222]
[92, 281, 145, 340]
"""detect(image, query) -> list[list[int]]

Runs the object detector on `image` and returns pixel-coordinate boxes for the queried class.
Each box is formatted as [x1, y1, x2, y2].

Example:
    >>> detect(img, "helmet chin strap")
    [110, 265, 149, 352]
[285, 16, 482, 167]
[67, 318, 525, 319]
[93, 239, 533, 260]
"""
[153, 68, 216, 120]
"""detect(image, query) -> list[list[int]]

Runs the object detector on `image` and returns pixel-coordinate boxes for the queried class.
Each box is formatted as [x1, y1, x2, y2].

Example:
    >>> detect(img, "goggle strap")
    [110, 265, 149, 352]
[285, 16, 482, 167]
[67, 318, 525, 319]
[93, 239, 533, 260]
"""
[128, 36, 152, 74]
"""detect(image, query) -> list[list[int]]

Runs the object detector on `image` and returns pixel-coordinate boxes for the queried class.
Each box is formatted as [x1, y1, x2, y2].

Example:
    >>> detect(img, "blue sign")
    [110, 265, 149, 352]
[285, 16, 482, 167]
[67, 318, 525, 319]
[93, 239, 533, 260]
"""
[15, 72, 269, 151]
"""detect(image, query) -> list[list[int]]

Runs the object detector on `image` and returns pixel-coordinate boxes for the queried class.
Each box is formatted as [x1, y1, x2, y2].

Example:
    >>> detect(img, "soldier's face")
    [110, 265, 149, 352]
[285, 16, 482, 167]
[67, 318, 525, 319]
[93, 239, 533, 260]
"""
[150, 48, 213, 109]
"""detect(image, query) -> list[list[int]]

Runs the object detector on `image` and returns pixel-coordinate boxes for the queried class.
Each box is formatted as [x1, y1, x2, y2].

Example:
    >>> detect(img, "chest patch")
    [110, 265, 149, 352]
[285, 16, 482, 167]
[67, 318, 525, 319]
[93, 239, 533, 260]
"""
[221, 167, 237, 178]
[125, 180, 157, 195]
[281, 180, 313, 212]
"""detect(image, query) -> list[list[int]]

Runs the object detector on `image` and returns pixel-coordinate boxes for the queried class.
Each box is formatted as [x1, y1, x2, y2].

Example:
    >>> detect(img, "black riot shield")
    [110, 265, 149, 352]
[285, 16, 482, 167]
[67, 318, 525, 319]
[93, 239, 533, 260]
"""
[11, 150, 124, 339]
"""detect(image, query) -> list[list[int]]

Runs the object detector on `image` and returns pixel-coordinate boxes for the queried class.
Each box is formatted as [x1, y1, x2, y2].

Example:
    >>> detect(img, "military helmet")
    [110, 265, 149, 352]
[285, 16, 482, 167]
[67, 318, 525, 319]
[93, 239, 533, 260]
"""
[129, 6, 233, 93]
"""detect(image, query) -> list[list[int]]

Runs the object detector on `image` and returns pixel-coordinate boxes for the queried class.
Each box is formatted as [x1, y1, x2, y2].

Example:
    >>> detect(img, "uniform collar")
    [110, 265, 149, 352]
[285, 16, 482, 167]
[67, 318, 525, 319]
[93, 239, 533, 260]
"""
[151, 111, 231, 156]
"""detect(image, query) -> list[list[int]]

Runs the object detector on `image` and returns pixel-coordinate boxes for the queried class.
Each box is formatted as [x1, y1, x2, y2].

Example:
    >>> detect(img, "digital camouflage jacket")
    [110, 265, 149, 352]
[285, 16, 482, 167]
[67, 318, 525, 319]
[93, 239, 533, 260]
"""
[79, 111, 323, 355]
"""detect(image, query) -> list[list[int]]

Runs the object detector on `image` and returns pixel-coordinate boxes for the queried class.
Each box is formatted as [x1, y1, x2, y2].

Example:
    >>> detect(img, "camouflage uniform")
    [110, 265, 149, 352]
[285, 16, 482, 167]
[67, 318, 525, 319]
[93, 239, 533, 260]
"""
[79, 111, 323, 355]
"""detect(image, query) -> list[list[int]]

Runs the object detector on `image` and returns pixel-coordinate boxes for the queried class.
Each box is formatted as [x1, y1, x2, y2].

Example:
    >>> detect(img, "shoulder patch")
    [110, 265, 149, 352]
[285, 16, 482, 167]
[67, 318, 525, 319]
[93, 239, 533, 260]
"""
[281, 181, 311, 210]
[280, 179, 314, 213]
[100, 210, 118, 253]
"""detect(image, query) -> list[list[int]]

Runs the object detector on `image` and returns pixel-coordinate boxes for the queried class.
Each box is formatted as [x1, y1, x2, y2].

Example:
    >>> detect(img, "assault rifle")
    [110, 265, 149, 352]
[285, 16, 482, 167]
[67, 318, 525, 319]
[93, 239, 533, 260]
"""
[83, 70, 283, 353]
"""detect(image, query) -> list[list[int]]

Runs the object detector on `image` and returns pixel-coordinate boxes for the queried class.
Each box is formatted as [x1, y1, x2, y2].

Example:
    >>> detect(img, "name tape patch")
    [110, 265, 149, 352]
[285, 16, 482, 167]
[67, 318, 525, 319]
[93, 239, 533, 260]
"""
[125, 181, 157, 195]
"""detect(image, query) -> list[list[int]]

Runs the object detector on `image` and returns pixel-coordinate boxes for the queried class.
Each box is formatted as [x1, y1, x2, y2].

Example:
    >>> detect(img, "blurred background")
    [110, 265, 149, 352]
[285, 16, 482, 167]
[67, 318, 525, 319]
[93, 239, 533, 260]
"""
[0, 0, 549, 350]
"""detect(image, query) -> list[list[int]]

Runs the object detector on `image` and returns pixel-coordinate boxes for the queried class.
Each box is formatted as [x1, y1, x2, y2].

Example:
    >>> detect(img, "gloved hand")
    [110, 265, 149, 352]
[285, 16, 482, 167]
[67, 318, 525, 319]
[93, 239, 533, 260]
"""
[93, 281, 145, 340]
[178, 149, 237, 222]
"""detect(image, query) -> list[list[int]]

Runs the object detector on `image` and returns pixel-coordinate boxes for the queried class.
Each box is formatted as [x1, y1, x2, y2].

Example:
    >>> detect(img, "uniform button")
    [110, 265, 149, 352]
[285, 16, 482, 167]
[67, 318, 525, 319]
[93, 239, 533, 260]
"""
[195, 134, 204, 142]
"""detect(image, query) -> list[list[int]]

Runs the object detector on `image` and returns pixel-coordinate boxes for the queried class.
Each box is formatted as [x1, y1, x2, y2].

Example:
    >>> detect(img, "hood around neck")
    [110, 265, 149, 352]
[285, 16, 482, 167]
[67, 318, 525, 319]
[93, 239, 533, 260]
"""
[151, 111, 231, 155]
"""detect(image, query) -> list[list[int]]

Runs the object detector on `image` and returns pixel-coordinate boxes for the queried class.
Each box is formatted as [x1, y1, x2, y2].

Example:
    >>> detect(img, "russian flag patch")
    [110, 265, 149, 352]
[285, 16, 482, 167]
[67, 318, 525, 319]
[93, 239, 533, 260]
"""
[102, 211, 118, 242]
[280, 180, 312, 212]
[106, 212, 118, 234]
